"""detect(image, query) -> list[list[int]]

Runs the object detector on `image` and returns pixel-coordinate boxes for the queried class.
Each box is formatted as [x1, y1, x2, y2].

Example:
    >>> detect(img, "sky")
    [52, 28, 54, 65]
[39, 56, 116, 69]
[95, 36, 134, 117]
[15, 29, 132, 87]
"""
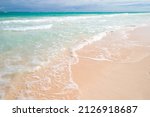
[0, 0, 150, 12]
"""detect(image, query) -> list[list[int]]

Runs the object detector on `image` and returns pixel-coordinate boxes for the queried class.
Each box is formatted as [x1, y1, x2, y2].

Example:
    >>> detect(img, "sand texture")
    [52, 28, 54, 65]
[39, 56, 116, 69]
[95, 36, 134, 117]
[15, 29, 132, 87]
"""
[72, 26, 150, 99]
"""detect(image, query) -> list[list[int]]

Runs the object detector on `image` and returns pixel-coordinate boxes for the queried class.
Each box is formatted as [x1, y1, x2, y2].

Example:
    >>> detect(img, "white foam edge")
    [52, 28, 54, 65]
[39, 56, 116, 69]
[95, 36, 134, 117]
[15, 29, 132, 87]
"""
[78, 56, 112, 61]
[0, 15, 101, 24]
[69, 24, 148, 64]
[3, 24, 52, 31]
[69, 32, 108, 64]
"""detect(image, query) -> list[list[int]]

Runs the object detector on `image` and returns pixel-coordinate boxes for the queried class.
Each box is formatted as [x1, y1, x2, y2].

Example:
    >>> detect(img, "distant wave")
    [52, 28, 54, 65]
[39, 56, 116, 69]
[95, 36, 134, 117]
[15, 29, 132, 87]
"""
[0, 19, 53, 24]
[0, 15, 104, 24]
[2, 24, 52, 31]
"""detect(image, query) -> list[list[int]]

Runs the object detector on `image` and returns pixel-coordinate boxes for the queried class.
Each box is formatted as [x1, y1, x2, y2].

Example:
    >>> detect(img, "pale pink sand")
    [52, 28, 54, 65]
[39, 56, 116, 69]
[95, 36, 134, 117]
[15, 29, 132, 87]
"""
[72, 26, 150, 99]
[4, 26, 150, 100]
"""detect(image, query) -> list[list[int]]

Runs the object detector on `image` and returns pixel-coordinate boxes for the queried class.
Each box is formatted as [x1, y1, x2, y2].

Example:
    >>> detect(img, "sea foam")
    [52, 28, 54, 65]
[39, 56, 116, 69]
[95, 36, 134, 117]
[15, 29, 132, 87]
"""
[2, 24, 52, 31]
[1, 12, 150, 99]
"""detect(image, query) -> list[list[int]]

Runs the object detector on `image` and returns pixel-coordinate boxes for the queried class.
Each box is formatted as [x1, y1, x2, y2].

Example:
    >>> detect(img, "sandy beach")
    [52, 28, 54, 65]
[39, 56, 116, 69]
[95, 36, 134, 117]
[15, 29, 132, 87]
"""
[3, 25, 150, 100]
[1, 21, 150, 100]
[72, 26, 150, 100]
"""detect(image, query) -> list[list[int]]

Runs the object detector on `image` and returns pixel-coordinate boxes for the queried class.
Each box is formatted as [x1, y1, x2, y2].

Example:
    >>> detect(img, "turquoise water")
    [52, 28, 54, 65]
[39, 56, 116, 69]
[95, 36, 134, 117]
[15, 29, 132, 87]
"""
[0, 12, 150, 99]
[0, 12, 144, 17]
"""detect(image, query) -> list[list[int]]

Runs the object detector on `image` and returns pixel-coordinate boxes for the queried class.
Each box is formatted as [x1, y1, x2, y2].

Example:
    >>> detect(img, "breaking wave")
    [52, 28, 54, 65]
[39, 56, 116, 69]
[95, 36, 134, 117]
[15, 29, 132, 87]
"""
[1, 24, 52, 31]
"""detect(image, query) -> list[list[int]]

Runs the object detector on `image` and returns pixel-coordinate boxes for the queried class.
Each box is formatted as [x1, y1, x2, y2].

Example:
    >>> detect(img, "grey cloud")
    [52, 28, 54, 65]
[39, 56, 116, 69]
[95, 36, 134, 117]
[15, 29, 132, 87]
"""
[0, 0, 150, 12]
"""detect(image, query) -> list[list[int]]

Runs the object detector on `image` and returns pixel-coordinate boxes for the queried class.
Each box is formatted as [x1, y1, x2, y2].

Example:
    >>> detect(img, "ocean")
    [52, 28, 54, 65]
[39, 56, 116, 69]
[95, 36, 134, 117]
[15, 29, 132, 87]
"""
[0, 12, 150, 99]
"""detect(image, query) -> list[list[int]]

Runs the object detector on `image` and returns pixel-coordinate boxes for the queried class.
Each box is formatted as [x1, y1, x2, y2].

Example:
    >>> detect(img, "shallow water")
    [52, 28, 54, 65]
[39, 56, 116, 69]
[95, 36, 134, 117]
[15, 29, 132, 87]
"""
[0, 12, 150, 99]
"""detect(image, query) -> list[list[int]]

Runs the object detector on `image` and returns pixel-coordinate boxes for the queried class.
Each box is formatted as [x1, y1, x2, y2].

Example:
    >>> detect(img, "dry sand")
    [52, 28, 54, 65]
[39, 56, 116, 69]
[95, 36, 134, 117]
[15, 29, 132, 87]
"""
[72, 26, 150, 100]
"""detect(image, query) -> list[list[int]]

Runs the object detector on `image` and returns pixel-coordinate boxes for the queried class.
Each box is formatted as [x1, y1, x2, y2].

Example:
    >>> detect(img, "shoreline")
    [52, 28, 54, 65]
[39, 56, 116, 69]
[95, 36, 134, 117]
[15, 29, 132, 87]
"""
[2, 25, 150, 100]
[72, 25, 150, 99]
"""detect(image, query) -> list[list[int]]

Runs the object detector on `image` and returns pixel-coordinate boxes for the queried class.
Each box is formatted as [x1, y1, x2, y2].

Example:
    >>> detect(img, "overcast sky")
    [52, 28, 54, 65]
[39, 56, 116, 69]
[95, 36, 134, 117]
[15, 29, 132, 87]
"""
[0, 0, 150, 12]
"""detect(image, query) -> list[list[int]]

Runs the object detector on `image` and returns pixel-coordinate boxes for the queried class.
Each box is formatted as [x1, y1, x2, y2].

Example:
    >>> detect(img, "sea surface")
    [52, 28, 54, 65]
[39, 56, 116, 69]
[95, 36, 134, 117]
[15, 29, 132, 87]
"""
[0, 12, 150, 99]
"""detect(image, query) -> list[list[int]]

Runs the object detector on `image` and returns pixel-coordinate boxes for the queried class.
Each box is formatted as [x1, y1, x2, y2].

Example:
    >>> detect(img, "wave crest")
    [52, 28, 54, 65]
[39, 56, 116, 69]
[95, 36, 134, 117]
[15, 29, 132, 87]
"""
[2, 24, 52, 31]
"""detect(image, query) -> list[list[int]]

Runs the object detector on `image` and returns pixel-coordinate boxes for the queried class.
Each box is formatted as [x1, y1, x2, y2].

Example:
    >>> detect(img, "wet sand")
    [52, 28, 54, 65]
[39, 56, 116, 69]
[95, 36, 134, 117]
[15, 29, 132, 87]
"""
[72, 26, 150, 99]
[3, 26, 150, 100]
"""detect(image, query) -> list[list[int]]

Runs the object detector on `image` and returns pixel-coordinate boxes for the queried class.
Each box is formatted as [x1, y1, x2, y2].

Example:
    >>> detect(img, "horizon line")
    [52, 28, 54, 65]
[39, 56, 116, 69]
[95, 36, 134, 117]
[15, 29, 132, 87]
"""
[1, 11, 150, 13]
